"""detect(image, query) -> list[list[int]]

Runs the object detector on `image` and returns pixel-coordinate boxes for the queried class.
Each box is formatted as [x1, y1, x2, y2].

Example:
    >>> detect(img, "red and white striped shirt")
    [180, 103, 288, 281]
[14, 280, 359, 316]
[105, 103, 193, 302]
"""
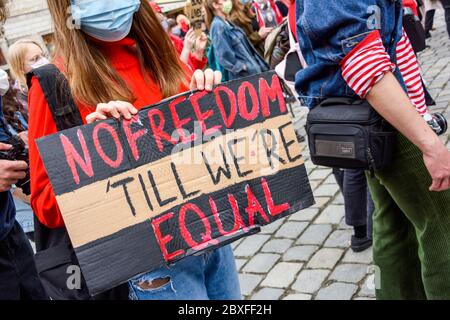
[396, 29, 427, 115]
[340, 29, 428, 116]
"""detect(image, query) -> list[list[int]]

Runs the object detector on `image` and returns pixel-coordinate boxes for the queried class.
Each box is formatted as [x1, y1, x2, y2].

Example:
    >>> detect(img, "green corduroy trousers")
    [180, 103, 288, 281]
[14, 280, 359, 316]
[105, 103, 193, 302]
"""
[367, 134, 450, 300]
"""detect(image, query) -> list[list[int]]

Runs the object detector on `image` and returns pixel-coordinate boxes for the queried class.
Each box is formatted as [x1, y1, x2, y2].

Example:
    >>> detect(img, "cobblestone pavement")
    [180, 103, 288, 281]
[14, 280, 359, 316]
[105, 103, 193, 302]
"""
[233, 14, 450, 301]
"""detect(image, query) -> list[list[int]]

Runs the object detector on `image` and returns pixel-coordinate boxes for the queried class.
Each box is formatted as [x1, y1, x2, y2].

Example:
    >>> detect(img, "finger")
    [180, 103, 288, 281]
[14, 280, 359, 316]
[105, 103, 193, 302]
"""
[191, 69, 205, 91]
[115, 102, 137, 120]
[204, 69, 215, 91]
[0, 143, 12, 151]
[86, 112, 107, 124]
[98, 103, 120, 118]
[213, 70, 222, 85]
[0, 184, 12, 192]
[4, 179, 19, 186]
[439, 176, 450, 191]
[8, 160, 28, 171]
[11, 171, 27, 180]
[85, 113, 95, 124]
[116, 101, 138, 115]
[114, 103, 132, 120]
[0, 170, 26, 181]
[97, 103, 119, 118]
[105, 103, 121, 119]
[430, 177, 444, 192]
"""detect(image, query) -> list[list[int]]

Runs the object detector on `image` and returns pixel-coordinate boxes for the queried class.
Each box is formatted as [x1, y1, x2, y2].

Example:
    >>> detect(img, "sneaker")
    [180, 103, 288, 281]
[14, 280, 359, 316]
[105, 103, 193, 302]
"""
[351, 235, 372, 253]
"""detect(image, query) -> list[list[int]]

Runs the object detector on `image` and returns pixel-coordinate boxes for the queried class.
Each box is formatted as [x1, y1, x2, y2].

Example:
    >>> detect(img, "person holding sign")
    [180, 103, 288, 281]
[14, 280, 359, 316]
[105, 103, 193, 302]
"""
[205, 0, 270, 80]
[28, 0, 240, 300]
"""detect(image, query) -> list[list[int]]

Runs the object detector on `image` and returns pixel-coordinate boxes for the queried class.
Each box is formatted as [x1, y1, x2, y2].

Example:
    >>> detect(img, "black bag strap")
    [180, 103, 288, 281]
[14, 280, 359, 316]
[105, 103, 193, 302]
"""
[27, 64, 83, 131]
[26, 64, 81, 272]
[319, 97, 363, 107]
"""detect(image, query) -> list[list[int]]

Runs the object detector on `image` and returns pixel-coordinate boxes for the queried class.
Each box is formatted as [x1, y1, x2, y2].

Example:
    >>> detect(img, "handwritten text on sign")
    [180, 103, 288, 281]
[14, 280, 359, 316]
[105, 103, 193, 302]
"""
[37, 72, 314, 295]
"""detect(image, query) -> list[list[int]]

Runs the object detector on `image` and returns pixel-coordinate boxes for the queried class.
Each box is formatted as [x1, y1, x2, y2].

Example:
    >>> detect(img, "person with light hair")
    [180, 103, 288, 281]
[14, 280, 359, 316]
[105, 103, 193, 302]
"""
[7, 39, 49, 114]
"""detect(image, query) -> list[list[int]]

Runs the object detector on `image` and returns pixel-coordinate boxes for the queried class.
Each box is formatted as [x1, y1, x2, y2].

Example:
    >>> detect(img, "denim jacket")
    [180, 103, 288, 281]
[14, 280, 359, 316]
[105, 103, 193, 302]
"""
[210, 16, 269, 80]
[295, 0, 405, 107]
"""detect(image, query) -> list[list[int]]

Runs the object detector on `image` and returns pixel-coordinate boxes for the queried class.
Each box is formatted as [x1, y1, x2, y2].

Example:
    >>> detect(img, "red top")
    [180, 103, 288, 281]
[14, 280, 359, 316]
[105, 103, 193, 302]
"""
[28, 37, 191, 228]
[288, 0, 297, 41]
[403, 0, 419, 17]
[169, 34, 208, 71]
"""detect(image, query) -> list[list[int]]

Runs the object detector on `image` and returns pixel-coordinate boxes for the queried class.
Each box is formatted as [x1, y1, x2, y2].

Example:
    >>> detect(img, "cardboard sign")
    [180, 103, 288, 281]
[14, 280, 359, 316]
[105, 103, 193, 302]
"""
[36, 71, 315, 295]
[185, 0, 203, 35]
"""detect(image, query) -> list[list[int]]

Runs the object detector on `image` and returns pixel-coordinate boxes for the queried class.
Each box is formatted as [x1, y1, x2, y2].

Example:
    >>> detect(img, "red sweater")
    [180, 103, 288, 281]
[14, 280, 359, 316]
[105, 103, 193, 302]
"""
[28, 37, 190, 228]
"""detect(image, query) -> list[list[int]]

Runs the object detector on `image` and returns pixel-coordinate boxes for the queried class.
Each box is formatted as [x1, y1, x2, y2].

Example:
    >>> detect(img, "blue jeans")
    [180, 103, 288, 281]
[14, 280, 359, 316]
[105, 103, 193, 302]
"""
[128, 245, 241, 300]
[13, 198, 34, 234]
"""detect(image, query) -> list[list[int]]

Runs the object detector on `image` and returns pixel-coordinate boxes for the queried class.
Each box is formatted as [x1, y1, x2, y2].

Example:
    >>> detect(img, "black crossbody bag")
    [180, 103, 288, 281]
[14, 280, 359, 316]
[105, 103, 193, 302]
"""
[305, 98, 397, 174]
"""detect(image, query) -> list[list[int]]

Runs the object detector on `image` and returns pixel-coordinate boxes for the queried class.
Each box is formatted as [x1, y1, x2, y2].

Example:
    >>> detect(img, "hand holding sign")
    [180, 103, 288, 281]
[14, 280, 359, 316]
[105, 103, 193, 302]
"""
[86, 69, 221, 123]
[86, 101, 138, 124]
[190, 69, 222, 91]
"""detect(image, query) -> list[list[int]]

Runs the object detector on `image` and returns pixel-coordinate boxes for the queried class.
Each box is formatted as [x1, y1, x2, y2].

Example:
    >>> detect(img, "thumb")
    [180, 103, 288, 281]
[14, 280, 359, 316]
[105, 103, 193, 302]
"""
[430, 178, 443, 192]
[0, 143, 12, 151]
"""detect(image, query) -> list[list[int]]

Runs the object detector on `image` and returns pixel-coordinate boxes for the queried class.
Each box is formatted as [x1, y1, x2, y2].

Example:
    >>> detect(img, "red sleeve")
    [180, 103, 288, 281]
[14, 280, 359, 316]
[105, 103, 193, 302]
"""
[188, 53, 208, 71]
[340, 30, 396, 98]
[28, 76, 65, 229]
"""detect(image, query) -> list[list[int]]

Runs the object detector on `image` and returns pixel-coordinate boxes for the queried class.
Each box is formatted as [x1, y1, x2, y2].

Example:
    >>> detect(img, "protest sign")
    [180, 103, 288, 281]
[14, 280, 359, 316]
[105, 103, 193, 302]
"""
[185, 0, 203, 35]
[37, 71, 315, 295]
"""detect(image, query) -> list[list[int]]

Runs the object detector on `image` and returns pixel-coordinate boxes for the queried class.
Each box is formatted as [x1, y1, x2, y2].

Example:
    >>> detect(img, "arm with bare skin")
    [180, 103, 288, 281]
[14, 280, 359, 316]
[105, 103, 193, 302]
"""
[366, 72, 450, 192]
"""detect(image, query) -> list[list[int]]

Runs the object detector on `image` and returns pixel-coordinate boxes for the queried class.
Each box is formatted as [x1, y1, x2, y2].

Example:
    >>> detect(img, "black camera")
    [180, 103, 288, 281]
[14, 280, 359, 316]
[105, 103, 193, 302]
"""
[427, 112, 448, 136]
[0, 135, 30, 195]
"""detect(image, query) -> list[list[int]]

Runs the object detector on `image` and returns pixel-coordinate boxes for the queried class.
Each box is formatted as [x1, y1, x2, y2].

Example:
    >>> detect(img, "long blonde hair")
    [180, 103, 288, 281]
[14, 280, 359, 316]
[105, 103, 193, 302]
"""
[47, 0, 187, 107]
[7, 39, 44, 88]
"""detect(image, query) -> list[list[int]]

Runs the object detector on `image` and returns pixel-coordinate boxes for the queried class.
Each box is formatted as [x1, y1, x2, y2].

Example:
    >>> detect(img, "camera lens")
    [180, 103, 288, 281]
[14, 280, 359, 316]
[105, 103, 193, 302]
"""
[433, 113, 448, 136]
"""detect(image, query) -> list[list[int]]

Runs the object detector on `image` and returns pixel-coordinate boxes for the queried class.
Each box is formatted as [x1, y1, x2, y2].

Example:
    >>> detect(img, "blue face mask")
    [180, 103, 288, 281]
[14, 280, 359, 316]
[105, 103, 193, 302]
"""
[71, 0, 141, 42]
